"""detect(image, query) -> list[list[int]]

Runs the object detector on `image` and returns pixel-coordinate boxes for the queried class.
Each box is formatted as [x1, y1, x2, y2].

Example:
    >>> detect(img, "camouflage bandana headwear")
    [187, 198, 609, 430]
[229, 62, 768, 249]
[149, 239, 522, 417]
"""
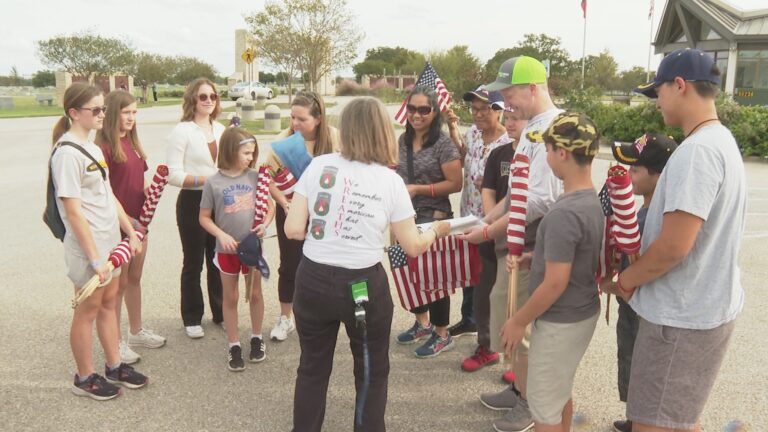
[542, 112, 600, 156]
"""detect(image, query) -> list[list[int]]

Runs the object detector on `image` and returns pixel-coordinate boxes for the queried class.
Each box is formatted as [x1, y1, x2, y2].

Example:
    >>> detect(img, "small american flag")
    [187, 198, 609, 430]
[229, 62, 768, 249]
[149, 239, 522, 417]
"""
[252, 165, 271, 228]
[649, 0, 654, 19]
[596, 182, 615, 281]
[388, 235, 480, 311]
[607, 167, 641, 254]
[271, 167, 297, 200]
[507, 154, 530, 257]
[394, 63, 452, 125]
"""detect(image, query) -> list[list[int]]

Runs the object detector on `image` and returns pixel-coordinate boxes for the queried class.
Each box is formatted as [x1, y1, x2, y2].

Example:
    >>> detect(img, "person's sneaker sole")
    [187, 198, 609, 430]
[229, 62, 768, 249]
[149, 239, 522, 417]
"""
[492, 422, 534, 432]
[128, 338, 166, 349]
[120, 354, 140, 365]
[414, 339, 455, 359]
[450, 330, 478, 338]
[249, 355, 266, 363]
[71, 386, 122, 401]
[106, 377, 149, 390]
[227, 364, 246, 372]
[462, 356, 499, 372]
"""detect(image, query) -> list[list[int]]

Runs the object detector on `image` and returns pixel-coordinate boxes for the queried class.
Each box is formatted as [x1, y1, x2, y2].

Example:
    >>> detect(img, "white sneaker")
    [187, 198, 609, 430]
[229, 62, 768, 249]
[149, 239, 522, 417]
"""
[270, 315, 295, 341]
[119, 341, 141, 364]
[128, 328, 166, 348]
[185, 325, 205, 339]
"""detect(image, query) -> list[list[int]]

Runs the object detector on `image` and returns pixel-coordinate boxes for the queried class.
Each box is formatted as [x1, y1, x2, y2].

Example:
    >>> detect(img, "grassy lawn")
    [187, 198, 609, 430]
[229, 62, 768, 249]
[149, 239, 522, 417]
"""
[219, 118, 290, 135]
[0, 96, 183, 119]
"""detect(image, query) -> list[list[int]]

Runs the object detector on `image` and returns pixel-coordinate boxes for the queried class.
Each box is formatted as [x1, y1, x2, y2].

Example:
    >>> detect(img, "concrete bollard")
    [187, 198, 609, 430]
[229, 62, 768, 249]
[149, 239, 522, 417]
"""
[236, 97, 244, 117]
[264, 104, 282, 132]
[241, 98, 256, 121]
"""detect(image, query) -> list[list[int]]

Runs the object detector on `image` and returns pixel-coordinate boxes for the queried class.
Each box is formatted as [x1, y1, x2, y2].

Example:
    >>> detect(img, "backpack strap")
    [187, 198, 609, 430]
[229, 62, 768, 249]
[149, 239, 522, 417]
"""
[53, 141, 107, 181]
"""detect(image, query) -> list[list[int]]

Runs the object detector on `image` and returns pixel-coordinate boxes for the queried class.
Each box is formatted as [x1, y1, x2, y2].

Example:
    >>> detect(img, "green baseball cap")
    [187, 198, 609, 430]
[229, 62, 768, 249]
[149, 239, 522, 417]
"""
[484, 56, 548, 91]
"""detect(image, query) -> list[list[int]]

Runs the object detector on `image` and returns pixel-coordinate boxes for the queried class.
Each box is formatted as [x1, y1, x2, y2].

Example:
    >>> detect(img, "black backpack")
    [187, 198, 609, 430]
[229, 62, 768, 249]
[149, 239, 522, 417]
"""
[43, 141, 106, 241]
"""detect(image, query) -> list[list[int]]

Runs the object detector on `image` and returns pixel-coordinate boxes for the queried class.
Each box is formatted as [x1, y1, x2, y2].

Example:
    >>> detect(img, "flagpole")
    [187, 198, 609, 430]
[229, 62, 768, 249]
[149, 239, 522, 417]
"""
[581, 10, 587, 90]
[647, 4, 655, 81]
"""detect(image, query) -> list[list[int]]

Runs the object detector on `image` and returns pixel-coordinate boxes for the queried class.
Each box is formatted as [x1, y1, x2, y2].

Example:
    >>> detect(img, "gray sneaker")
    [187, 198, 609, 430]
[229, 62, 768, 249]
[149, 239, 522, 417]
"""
[492, 397, 534, 432]
[480, 384, 520, 410]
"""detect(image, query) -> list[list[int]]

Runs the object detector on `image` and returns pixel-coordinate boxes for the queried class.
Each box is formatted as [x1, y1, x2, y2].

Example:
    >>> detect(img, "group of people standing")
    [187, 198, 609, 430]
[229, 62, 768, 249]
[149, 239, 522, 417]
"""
[49, 48, 746, 432]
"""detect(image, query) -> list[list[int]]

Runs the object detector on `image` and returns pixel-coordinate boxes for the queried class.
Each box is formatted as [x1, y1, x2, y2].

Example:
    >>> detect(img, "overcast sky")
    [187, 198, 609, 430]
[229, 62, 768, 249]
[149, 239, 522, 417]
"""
[2, 0, 766, 78]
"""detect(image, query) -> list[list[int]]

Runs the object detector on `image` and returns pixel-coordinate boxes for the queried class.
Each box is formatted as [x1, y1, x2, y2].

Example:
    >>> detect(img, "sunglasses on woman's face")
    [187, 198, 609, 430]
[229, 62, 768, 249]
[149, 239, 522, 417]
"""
[406, 104, 432, 115]
[77, 106, 107, 116]
[198, 93, 218, 102]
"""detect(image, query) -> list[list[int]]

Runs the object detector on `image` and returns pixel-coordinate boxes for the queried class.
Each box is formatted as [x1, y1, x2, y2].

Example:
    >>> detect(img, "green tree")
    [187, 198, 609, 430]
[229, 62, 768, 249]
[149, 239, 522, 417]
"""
[483, 34, 579, 95]
[169, 56, 218, 85]
[245, 0, 363, 93]
[9, 66, 21, 86]
[618, 66, 650, 93]
[131, 52, 175, 101]
[428, 45, 482, 99]
[352, 46, 425, 78]
[32, 70, 56, 88]
[36, 31, 134, 83]
[584, 50, 619, 92]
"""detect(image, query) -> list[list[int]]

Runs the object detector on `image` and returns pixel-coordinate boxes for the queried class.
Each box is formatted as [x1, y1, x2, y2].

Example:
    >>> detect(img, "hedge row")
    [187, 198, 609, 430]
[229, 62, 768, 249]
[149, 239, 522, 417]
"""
[563, 91, 768, 157]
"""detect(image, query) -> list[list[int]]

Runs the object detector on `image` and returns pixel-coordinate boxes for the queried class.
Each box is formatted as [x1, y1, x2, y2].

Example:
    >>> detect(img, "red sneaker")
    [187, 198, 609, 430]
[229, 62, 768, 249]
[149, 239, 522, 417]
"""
[461, 345, 500, 372]
[501, 370, 516, 384]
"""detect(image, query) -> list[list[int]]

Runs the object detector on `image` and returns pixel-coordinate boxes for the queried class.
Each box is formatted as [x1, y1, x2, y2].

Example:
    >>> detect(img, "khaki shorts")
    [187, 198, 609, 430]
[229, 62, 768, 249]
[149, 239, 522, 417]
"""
[627, 318, 736, 430]
[489, 255, 530, 355]
[65, 248, 120, 288]
[527, 313, 599, 425]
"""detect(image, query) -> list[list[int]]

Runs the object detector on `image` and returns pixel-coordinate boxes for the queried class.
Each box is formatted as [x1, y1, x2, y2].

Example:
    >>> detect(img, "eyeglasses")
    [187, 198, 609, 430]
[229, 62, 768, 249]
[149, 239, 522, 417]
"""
[470, 105, 492, 116]
[77, 106, 107, 116]
[406, 104, 432, 116]
[198, 93, 219, 102]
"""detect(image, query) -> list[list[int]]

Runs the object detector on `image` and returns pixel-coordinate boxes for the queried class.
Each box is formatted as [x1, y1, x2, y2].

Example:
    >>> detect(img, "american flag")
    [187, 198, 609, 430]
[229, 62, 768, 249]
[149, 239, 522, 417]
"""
[270, 166, 297, 200]
[607, 166, 641, 255]
[252, 165, 271, 228]
[596, 182, 615, 281]
[394, 63, 452, 125]
[507, 154, 530, 257]
[388, 235, 480, 311]
[649, 0, 654, 19]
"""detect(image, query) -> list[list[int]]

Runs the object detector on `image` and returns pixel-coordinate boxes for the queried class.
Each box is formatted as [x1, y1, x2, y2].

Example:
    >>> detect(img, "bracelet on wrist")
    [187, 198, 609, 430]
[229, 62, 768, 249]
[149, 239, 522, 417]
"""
[482, 226, 489, 241]
[616, 277, 632, 293]
[429, 184, 435, 198]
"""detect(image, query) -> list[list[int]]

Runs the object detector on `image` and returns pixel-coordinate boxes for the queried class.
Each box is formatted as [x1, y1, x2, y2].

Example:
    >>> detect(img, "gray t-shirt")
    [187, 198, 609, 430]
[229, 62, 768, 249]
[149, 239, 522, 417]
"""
[200, 170, 259, 252]
[529, 188, 604, 323]
[629, 124, 746, 330]
[396, 132, 460, 214]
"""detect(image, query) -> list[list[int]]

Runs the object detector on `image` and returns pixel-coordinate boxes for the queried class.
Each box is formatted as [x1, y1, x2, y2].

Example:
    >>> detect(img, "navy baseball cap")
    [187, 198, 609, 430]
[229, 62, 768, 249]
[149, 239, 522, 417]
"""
[634, 48, 721, 98]
[463, 86, 505, 110]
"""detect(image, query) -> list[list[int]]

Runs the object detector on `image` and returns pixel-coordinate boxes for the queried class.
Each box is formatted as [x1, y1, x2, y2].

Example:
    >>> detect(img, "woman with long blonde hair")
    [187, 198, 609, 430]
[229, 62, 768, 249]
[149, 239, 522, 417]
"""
[166, 78, 225, 339]
[96, 90, 166, 365]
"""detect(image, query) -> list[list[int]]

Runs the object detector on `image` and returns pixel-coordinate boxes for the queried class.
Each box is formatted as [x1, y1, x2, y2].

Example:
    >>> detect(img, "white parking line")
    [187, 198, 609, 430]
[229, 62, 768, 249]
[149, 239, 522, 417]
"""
[743, 232, 768, 239]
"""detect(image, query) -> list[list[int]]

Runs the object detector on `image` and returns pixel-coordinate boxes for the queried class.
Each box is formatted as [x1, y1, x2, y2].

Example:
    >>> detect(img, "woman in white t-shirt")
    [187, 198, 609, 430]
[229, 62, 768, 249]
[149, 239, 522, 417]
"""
[50, 82, 148, 400]
[284, 97, 450, 432]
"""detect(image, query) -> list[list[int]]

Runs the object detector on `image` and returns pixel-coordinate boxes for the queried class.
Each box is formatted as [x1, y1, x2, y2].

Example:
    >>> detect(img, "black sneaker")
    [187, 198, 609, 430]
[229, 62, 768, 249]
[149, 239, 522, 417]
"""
[71, 373, 122, 401]
[448, 319, 477, 338]
[228, 345, 245, 371]
[105, 363, 149, 389]
[249, 337, 266, 363]
[613, 420, 632, 432]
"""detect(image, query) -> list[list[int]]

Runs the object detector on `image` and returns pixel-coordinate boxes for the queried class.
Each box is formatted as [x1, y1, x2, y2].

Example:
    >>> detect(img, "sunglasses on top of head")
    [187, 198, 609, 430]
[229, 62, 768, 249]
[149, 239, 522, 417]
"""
[77, 106, 107, 116]
[198, 93, 218, 102]
[406, 104, 432, 115]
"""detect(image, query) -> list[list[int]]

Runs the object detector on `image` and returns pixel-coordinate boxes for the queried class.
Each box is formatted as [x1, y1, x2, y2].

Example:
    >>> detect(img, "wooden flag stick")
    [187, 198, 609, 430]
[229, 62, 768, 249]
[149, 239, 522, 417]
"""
[504, 259, 519, 370]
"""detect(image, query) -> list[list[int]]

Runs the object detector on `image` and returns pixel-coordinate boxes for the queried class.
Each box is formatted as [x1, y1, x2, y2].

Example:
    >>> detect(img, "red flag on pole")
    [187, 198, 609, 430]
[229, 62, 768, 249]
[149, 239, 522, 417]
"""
[581, 0, 587, 18]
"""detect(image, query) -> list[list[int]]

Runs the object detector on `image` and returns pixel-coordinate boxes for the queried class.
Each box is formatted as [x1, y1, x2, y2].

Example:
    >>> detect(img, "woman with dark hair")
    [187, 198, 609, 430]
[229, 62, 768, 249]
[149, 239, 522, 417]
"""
[266, 90, 340, 342]
[166, 78, 225, 339]
[394, 86, 463, 358]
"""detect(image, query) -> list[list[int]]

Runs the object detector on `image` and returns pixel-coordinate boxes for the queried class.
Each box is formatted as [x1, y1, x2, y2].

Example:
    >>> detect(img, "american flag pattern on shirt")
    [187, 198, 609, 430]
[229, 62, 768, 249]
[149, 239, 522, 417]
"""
[388, 235, 480, 311]
[394, 63, 452, 125]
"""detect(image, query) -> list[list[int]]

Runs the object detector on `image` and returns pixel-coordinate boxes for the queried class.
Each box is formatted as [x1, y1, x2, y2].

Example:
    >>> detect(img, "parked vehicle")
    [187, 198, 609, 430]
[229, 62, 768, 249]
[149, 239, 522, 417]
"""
[229, 81, 273, 101]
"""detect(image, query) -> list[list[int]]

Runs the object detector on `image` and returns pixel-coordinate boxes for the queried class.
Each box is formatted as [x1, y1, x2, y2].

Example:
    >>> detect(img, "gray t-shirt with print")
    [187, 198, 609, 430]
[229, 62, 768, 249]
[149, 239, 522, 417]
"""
[200, 170, 259, 252]
[528, 188, 604, 323]
[396, 132, 460, 214]
[629, 124, 746, 330]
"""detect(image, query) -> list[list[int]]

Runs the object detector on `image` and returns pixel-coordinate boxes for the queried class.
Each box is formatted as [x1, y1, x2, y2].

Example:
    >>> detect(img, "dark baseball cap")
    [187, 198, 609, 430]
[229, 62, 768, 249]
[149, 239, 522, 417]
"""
[462, 86, 505, 110]
[635, 48, 721, 98]
[484, 56, 547, 92]
[611, 133, 678, 173]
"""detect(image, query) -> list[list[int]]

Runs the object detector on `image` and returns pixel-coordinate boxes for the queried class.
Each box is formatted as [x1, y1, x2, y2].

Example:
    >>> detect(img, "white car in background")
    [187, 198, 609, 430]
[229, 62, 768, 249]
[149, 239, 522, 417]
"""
[229, 81, 274, 100]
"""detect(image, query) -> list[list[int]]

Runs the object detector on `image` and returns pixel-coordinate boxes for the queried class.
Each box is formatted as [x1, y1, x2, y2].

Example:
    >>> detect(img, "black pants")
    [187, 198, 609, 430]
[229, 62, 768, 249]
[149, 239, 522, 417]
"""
[409, 212, 450, 327]
[276, 205, 304, 304]
[473, 251, 497, 349]
[616, 296, 640, 402]
[176, 190, 222, 326]
[293, 257, 392, 432]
